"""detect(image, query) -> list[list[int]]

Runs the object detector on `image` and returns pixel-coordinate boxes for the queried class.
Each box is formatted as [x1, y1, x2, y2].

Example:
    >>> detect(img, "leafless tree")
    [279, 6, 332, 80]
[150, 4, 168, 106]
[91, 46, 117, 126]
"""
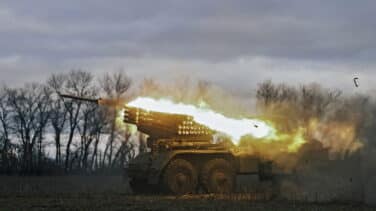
[35, 85, 52, 170]
[89, 107, 107, 171]
[112, 130, 133, 168]
[0, 86, 13, 172]
[63, 70, 94, 172]
[99, 71, 131, 166]
[255, 80, 344, 133]
[76, 103, 106, 171]
[256, 80, 279, 109]
[299, 84, 342, 121]
[276, 84, 298, 103]
[257, 80, 342, 117]
[47, 73, 68, 165]
[99, 71, 131, 99]
[7, 83, 50, 174]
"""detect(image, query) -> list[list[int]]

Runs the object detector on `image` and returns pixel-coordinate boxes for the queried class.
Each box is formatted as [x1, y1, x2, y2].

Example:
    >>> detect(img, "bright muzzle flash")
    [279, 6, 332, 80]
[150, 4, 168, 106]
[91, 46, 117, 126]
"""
[127, 97, 275, 144]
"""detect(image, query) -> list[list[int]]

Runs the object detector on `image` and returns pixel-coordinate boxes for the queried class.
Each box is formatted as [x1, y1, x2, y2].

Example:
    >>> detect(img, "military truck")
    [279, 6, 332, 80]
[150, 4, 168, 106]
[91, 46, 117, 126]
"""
[123, 106, 274, 194]
[59, 94, 274, 195]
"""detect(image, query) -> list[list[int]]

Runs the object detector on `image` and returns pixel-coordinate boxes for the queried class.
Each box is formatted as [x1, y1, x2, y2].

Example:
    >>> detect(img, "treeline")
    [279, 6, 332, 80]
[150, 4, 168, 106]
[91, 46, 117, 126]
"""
[1, 72, 375, 175]
[0, 70, 137, 175]
[0, 70, 216, 176]
[256, 80, 376, 157]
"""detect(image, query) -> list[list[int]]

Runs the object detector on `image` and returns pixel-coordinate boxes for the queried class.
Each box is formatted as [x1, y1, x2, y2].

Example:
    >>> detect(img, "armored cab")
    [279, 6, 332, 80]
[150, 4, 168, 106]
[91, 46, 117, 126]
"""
[124, 106, 273, 194]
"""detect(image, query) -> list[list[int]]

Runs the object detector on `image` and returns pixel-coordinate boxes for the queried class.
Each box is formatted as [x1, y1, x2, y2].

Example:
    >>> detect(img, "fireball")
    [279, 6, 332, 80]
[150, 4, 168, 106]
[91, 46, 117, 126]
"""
[127, 97, 277, 144]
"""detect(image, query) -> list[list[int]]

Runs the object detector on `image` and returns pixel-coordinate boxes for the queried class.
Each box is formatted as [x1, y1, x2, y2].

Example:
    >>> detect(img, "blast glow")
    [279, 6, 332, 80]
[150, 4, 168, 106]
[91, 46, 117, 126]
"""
[127, 97, 275, 144]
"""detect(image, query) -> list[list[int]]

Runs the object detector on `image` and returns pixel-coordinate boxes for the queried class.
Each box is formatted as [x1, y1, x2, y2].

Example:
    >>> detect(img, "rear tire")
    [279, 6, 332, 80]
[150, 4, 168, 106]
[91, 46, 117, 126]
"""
[162, 159, 198, 195]
[201, 158, 235, 194]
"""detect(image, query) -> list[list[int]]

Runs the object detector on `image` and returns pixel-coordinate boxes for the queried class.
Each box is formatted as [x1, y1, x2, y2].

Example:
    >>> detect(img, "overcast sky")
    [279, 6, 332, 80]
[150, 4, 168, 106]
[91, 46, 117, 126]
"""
[1, 0, 375, 95]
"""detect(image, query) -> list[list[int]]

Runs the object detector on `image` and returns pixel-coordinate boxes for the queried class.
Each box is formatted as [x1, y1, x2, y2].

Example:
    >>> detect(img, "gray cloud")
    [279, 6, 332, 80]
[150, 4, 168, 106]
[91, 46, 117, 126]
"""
[0, 0, 375, 93]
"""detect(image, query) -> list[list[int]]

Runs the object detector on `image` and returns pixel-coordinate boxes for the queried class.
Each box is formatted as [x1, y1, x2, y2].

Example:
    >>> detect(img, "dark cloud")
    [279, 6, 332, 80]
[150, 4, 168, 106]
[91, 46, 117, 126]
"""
[0, 0, 375, 92]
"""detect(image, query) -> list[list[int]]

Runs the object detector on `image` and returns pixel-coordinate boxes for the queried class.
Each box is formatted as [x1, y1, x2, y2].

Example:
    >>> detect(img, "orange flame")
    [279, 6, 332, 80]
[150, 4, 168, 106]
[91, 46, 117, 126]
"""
[126, 97, 306, 150]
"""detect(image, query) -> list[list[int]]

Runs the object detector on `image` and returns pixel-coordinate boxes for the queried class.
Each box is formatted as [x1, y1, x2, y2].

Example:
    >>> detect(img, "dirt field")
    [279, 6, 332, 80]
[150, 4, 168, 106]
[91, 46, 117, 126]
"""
[0, 176, 373, 211]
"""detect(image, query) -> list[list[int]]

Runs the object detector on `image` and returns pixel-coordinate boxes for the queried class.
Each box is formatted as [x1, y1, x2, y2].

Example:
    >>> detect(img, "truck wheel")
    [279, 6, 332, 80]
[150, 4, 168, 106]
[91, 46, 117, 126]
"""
[162, 159, 198, 195]
[201, 158, 235, 194]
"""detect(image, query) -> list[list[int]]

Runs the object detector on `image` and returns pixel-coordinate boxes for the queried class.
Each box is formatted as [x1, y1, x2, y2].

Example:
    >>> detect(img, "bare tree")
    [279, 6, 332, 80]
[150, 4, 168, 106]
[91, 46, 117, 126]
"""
[257, 80, 341, 118]
[89, 107, 107, 171]
[100, 71, 131, 99]
[99, 71, 131, 166]
[256, 80, 279, 109]
[299, 84, 342, 121]
[47, 73, 68, 165]
[276, 84, 298, 103]
[0, 86, 12, 173]
[7, 83, 50, 174]
[77, 103, 106, 171]
[35, 86, 52, 171]
[63, 70, 94, 172]
[112, 130, 132, 168]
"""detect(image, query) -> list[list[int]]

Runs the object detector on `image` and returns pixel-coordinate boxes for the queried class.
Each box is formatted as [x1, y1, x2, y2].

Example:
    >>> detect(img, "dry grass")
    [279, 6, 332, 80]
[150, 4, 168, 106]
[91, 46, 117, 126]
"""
[0, 176, 373, 211]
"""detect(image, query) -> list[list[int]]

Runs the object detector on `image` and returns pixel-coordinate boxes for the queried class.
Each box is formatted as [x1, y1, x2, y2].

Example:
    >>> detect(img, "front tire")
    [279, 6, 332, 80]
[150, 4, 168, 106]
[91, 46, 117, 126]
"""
[201, 158, 235, 194]
[162, 159, 198, 195]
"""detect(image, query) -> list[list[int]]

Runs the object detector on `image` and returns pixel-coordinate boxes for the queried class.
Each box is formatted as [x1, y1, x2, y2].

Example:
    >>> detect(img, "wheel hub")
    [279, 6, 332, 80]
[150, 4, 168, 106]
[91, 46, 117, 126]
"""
[212, 171, 231, 192]
[176, 173, 188, 186]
